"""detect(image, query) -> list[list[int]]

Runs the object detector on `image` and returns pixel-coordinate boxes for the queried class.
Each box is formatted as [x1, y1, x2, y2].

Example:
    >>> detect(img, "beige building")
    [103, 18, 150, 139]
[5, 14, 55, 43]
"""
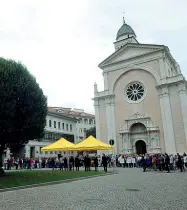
[25, 108, 77, 158]
[94, 19, 187, 155]
[48, 107, 95, 142]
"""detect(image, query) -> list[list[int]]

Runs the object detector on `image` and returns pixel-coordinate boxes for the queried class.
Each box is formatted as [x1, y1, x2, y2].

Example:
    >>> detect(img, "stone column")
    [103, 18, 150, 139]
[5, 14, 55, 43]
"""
[94, 99, 101, 140]
[110, 96, 117, 154]
[103, 72, 108, 90]
[178, 83, 187, 148]
[105, 96, 117, 154]
[158, 56, 166, 78]
[25, 145, 30, 158]
[158, 86, 176, 154]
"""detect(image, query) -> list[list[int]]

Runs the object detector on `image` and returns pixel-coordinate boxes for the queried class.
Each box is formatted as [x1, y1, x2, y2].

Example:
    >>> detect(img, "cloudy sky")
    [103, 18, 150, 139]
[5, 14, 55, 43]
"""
[0, 0, 187, 113]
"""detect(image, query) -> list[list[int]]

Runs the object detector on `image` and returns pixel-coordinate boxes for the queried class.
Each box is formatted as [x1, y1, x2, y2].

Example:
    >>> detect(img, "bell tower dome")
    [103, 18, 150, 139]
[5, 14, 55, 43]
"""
[114, 18, 138, 51]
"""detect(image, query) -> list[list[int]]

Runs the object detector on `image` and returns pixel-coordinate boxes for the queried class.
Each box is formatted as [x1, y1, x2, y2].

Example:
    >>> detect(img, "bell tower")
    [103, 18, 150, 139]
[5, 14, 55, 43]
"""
[114, 18, 138, 51]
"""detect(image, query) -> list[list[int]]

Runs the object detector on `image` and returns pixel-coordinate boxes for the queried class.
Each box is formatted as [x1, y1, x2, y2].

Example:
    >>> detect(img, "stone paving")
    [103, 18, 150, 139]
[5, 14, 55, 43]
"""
[0, 168, 187, 210]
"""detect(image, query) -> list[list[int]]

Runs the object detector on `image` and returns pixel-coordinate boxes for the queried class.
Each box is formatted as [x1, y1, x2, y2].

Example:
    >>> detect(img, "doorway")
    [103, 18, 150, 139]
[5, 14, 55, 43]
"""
[30, 147, 35, 158]
[135, 140, 147, 155]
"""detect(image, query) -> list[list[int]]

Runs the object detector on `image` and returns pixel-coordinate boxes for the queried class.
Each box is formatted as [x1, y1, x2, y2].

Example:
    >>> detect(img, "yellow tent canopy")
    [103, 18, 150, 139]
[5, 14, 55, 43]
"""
[73, 135, 114, 151]
[41, 138, 76, 152]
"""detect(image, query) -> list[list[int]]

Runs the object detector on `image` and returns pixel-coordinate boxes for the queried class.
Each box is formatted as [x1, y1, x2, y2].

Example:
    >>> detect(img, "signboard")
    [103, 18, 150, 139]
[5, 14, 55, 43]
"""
[109, 139, 115, 146]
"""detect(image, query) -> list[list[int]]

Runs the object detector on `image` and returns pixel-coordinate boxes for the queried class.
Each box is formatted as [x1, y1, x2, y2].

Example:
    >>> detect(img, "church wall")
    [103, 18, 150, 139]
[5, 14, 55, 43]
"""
[113, 69, 165, 153]
[107, 59, 161, 93]
[98, 99, 108, 143]
[169, 85, 187, 153]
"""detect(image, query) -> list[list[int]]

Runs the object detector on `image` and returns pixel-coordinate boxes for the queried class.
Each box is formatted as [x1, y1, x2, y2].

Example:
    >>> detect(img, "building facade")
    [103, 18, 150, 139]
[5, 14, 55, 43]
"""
[49, 107, 95, 142]
[25, 110, 77, 158]
[94, 19, 187, 155]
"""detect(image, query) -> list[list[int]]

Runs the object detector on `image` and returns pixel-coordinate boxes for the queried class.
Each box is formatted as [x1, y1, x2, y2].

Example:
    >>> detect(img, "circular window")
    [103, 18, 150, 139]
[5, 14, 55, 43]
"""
[125, 81, 146, 103]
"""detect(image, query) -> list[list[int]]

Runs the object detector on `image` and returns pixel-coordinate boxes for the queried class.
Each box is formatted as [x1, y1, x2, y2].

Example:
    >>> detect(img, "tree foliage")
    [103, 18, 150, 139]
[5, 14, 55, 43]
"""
[85, 126, 96, 138]
[0, 58, 47, 162]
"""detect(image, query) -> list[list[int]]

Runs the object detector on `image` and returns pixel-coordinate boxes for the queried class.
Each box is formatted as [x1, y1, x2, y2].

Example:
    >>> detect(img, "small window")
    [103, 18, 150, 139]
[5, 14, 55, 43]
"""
[58, 122, 60, 129]
[62, 123, 64, 130]
[45, 151, 48, 154]
[54, 121, 56, 128]
[80, 128, 82, 133]
[70, 124, 72, 132]
[50, 151, 53, 154]
[49, 120, 52, 127]
[66, 124, 69, 130]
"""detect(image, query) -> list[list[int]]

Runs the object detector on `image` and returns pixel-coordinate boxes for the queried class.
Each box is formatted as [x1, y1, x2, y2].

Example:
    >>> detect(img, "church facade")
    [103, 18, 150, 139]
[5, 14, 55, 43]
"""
[94, 20, 187, 155]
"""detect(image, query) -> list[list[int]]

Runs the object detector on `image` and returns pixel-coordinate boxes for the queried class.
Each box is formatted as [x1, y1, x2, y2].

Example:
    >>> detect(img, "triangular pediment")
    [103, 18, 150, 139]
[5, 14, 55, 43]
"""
[99, 43, 165, 68]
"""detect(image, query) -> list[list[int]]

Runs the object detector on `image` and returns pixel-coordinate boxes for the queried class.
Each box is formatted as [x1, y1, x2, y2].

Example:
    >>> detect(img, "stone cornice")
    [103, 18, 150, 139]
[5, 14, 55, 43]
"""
[164, 47, 176, 67]
[178, 83, 187, 93]
[102, 54, 163, 74]
[100, 48, 164, 69]
[156, 74, 185, 89]
[92, 93, 115, 100]
[99, 43, 165, 69]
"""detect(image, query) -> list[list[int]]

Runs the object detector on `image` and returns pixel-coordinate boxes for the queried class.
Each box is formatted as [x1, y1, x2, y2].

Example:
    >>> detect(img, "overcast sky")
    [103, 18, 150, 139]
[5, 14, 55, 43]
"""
[0, 0, 187, 113]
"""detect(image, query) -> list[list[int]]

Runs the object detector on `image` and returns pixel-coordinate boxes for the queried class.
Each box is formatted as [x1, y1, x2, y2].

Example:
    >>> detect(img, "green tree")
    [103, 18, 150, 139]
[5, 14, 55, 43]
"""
[0, 58, 47, 173]
[85, 126, 96, 138]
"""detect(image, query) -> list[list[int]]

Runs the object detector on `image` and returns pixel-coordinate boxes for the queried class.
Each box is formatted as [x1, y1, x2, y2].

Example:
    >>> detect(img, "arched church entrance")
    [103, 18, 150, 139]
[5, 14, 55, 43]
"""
[130, 123, 147, 154]
[119, 113, 161, 154]
[135, 140, 147, 155]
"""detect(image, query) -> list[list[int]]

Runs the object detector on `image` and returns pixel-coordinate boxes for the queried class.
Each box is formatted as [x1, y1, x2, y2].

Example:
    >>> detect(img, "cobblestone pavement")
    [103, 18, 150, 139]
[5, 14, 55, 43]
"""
[1, 168, 187, 210]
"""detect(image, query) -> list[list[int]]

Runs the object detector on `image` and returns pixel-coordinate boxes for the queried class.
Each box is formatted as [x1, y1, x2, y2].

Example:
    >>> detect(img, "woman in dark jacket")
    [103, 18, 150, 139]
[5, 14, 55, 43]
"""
[63, 157, 68, 171]
[75, 156, 80, 171]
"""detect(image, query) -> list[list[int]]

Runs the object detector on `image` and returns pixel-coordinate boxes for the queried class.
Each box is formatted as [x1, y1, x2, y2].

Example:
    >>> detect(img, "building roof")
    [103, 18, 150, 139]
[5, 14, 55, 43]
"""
[48, 107, 95, 119]
[47, 110, 77, 122]
[116, 22, 136, 40]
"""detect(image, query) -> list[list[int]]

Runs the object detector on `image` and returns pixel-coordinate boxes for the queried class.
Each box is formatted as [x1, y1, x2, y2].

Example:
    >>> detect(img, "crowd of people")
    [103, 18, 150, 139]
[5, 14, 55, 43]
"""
[116, 153, 187, 173]
[3, 152, 187, 173]
[3, 154, 109, 172]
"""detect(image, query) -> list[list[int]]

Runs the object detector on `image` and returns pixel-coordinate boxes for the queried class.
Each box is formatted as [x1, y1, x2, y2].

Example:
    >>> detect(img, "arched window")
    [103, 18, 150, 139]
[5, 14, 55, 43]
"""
[84, 119, 88, 124]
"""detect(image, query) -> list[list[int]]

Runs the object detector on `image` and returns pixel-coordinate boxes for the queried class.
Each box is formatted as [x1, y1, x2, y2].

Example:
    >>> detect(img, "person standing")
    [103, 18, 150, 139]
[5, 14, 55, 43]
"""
[84, 155, 88, 171]
[165, 153, 170, 173]
[177, 153, 183, 172]
[63, 157, 68, 171]
[102, 154, 108, 172]
[75, 156, 80, 171]
[94, 156, 99, 171]
[141, 156, 146, 172]
[59, 156, 64, 171]
[69, 156, 75, 171]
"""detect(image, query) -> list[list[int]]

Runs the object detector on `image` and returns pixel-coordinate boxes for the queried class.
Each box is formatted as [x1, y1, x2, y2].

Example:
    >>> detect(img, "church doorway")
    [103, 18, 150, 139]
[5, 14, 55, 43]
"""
[135, 140, 147, 155]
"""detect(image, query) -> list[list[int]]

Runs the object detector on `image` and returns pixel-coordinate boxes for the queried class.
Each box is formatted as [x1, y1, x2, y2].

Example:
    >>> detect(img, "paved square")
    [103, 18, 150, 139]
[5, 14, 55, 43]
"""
[0, 168, 187, 210]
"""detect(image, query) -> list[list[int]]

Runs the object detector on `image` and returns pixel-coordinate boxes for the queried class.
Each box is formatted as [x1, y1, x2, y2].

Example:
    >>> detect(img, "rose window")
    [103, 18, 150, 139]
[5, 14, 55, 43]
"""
[125, 82, 146, 102]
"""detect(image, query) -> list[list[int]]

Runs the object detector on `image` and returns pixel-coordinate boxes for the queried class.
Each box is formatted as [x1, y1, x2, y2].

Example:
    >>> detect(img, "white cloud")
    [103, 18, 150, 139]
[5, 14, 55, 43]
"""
[0, 0, 186, 113]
